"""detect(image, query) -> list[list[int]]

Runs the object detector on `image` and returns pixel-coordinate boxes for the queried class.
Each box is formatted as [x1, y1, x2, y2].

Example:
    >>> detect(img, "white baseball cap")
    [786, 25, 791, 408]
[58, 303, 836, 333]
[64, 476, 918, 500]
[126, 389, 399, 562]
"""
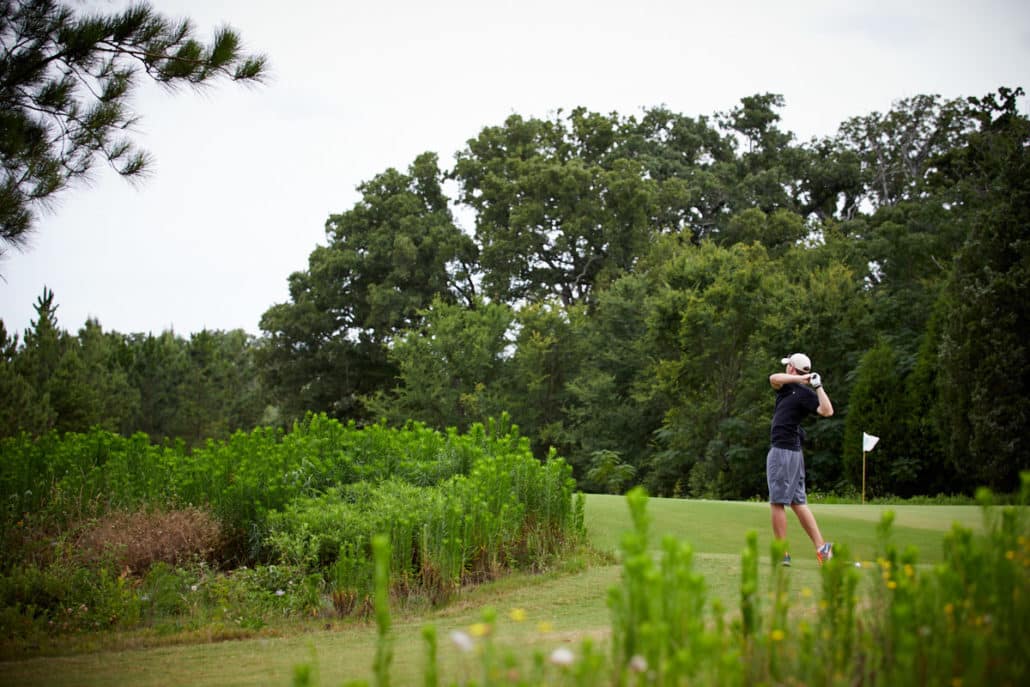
[780, 353, 811, 373]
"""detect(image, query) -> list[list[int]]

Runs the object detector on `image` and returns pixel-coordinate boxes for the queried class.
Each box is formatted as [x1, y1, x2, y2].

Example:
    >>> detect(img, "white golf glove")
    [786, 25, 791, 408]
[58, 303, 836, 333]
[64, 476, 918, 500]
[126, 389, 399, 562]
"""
[809, 372, 822, 389]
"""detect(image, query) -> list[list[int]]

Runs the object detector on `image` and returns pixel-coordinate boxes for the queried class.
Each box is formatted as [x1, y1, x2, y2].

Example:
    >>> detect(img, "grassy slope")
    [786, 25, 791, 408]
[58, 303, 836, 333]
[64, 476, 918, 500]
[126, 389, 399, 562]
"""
[0, 496, 986, 687]
[586, 495, 985, 564]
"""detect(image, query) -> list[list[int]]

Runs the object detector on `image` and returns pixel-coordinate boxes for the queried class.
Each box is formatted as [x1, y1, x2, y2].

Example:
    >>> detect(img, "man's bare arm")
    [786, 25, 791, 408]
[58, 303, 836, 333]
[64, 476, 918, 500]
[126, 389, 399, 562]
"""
[816, 386, 834, 417]
[769, 372, 834, 417]
[770, 373, 809, 389]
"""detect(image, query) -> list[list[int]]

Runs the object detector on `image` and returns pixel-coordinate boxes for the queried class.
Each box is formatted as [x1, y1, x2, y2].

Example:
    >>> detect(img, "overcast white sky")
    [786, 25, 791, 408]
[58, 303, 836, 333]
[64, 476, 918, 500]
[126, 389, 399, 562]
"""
[2, 0, 1029, 338]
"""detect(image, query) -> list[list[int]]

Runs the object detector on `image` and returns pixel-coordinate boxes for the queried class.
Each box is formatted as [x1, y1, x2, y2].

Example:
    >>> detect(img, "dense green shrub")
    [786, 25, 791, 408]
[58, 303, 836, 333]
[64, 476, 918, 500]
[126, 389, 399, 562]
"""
[263, 427, 584, 606]
[1, 413, 582, 567]
[0, 561, 143, 633]
[0, 413, 585, 635]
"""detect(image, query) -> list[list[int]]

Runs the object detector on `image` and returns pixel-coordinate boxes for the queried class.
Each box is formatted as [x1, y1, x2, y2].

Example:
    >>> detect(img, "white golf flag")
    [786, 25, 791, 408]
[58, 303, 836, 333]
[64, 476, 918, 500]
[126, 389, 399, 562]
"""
[863, 432, 880, 452]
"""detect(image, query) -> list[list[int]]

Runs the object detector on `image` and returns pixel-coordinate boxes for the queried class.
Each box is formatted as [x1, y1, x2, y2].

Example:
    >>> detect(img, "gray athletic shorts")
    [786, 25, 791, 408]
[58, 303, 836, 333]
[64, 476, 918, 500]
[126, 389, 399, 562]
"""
[767, 446, 807, 505]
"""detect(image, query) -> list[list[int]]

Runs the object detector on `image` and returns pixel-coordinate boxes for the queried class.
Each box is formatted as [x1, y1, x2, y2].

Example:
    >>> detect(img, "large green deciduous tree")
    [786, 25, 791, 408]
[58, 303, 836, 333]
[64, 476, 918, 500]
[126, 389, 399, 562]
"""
[857, 200, 967, 344]
[367, 296, 513, 431]
[901, 306, 951, 494]
[501, 300, 586, 457]
[0, 0, 266, 254]
[563, 271, 665, 483]
[451, 110, 658, 307]
[715, 207, 807, 254]
[634, 227, 871, 497]
[643, 240, 795, 497]
[260, 153, 476, 422]
[619, 106, 738, 242]
[717, 93, 861, 224]
[837, 94, 973, 209]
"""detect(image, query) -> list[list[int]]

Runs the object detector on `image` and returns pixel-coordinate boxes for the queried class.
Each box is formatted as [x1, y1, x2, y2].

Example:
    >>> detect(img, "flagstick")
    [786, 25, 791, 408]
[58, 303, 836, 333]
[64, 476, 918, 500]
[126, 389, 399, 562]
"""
[862, 450, 866, 504]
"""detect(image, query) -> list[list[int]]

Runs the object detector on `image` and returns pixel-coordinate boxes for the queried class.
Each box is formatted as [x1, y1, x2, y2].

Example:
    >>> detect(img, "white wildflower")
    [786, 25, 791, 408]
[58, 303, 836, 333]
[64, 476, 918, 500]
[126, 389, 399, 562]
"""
[449, 630, 474, 653]
[549, 647, 575, 667]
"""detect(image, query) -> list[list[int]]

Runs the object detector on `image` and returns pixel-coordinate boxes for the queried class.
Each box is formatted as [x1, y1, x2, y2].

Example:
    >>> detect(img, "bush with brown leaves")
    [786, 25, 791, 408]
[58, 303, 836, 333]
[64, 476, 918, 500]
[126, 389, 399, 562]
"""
[72, 506, 223, 574]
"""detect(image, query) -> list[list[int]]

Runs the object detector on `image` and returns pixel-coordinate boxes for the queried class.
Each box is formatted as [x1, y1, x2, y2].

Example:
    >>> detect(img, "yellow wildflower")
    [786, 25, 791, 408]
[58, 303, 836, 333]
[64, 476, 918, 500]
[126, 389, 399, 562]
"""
[537, 621, 554, 634]
[1005, 550, 1015, 560]
[509, 608, 527, 623]
[887, 581, 898, 590]
[771, 629, 785, 642]
[469, 622, 490, 638]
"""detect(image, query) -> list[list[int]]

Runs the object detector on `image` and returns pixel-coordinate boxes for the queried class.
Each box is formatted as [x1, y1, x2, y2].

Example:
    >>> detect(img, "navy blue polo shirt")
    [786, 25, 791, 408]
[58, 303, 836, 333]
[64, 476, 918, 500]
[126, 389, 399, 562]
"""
[770, 383, 820, 450]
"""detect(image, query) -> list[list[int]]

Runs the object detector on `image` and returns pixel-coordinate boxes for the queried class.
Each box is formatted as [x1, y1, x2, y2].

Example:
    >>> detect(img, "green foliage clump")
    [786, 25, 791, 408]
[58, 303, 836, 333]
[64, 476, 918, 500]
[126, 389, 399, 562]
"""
[0, 413, 585, 638]
[264, 420, 583, 607]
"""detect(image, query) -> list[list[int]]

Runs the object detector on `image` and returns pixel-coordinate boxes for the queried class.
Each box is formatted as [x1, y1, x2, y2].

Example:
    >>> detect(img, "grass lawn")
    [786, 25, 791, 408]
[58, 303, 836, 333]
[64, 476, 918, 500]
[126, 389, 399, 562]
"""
[585, 494, 986, 565]
[0, 495, 988, 686]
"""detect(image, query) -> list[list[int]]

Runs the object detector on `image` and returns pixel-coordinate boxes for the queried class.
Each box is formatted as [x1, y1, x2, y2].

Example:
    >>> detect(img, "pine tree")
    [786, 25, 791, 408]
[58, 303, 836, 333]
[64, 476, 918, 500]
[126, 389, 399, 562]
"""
[1, 0, 267, 253]
[937, 88, 1030, 491]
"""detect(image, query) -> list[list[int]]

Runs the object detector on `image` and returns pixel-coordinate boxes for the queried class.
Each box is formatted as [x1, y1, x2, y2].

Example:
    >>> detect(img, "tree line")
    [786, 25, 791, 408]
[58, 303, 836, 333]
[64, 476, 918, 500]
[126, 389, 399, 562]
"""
[0, 288, 268, 446]
[2, 87, 1026, 499]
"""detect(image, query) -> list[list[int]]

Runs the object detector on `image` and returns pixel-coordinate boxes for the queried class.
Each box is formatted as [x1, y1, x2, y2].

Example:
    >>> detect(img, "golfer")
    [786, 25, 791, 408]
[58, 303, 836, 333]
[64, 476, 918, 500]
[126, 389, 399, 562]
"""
[768, 353, 834, 566]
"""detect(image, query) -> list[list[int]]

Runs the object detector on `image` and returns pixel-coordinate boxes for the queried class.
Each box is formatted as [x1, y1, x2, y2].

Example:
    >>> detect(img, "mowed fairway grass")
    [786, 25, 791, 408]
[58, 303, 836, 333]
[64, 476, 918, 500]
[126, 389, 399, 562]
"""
[0, 496, 986, 687]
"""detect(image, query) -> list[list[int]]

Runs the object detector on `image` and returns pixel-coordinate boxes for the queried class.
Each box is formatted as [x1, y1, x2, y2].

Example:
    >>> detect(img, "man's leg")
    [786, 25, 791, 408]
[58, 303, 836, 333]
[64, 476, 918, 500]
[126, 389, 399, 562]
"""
[790, 503, 825, 549]
[771, 503, 788, 539]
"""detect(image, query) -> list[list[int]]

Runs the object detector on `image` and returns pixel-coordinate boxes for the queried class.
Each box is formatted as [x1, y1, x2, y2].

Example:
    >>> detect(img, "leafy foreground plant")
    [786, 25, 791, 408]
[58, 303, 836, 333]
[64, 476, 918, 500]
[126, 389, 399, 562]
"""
[301, 477, 1029, 686]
